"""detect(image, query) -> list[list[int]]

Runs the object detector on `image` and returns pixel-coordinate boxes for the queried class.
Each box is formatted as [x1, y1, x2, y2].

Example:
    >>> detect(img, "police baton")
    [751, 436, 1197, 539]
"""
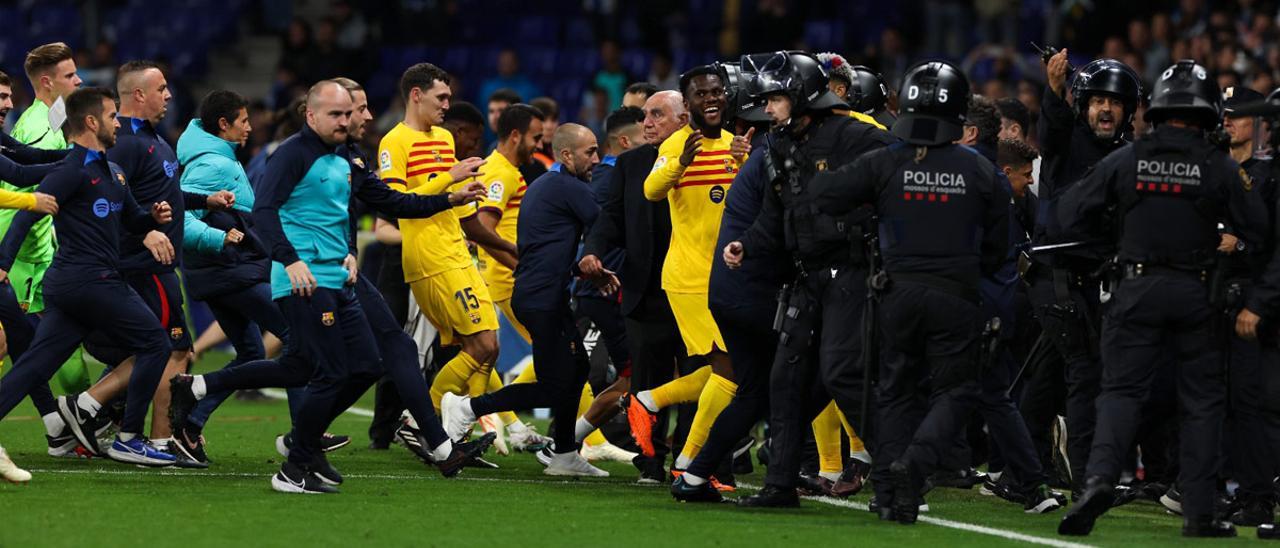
[1025, 240, 1107, 256]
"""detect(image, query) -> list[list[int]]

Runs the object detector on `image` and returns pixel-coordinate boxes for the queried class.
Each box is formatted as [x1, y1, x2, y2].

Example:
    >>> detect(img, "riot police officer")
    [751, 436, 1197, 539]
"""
[721, 50, 895, 508]
[809, 60, 1009, 524]
[849, 64, 895, 129]
[1055, 61, 1269, 539]
[1022, 52, 1144, 493]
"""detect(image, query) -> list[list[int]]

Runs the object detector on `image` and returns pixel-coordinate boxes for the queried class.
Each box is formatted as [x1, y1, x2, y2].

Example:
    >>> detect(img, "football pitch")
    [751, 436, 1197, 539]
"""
[0, 353, 1270, 548]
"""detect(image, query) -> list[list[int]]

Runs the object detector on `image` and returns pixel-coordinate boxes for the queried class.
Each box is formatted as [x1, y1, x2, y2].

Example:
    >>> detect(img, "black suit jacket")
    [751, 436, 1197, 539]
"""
[583, 144, 671, 317]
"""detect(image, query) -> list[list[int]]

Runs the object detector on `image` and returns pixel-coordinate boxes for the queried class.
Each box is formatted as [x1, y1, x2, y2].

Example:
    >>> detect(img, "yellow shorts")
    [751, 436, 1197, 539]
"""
[495, 298, 532, 344]
[666, 291, 726, 357]
[410, 266, 500, 346]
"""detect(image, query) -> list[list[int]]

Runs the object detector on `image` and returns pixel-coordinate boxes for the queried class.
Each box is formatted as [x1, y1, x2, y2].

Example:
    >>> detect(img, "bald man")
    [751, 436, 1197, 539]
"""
[441, 124, 617, 477]
[578, 89, 692, 482]
[249, 80, 494, 494]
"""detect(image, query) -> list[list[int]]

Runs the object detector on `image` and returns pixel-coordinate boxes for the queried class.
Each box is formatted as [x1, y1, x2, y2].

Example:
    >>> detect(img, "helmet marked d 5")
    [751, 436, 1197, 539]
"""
[1071, 58, 1143, 129]
[892, 60, 970, 146]
[1145, 60, 1222, 128]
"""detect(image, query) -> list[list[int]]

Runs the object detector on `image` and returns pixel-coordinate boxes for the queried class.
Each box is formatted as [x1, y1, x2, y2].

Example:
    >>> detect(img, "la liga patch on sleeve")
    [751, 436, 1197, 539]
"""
[379, 150, 393, 173]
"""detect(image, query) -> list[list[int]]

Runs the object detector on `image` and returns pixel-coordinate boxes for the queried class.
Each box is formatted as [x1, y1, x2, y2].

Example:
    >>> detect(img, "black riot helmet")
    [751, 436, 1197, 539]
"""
[891, 60, 970, 146]
[1145, 60, 1223, 128]
[1070, 58, 1143, 128]
[848, 65, 890, 114]
[713, 61, 743, 121]
[740, 50, 848, 121]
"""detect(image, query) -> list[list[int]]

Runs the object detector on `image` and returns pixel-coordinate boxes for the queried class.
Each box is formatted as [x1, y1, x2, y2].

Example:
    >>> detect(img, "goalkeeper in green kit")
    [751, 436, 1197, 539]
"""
[4, 42, 92, 425]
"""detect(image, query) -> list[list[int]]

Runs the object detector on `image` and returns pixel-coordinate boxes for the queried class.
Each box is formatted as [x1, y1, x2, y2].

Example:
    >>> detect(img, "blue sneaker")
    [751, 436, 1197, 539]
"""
[107, 436, 176, 467]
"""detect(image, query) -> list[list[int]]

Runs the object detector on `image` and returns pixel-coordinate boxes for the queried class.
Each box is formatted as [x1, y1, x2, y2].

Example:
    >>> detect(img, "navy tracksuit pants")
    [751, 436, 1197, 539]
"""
[0, 276, 170, 435]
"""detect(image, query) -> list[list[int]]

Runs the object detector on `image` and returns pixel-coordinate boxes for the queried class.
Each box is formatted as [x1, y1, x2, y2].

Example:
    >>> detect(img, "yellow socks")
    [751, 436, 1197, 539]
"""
[430, 351, 483, 413]
[579, 383, 609, 446]
[650, 365, 712, 409]
[675, 373, 737, 468]
[813, 402, 845, 475]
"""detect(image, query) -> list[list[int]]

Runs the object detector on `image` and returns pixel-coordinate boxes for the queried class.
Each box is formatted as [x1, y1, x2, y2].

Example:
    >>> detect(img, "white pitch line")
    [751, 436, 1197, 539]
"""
[26, 467, 657, 488]
[258, 389, 375, 418]
[26, 466, 1093, 547]
[780, 488, 1095, 548]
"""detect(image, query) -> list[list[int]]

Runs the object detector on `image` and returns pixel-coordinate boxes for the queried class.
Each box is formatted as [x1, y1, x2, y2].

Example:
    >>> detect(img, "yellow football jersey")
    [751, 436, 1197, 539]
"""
[474, 149, 526, 301]
[643, 124, 739, 294]
[378, 122, 477, 281]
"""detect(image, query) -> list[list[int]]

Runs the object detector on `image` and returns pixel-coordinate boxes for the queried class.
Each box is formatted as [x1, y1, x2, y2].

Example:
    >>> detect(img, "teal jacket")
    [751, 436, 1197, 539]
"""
[177, 119, 253, 254]
[176, 119, 270, 300]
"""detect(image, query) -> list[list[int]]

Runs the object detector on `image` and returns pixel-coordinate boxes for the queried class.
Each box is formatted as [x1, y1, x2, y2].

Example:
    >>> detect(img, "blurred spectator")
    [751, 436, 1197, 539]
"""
[529, 96, 559, 169]
[477, 49, 542, 110]
[648, 50, 679, 91]
[485, 88, 523, 150]
[623, 82, 658, 108]
[578, 85, 611, 141]
[996, 96, 1031, 143]
[591, 40, 632, 110]
[925, 0, 973, 57]
[331, 0, 369, 50]
[75, 42, 115, 89]
[279, 18, 312, 78]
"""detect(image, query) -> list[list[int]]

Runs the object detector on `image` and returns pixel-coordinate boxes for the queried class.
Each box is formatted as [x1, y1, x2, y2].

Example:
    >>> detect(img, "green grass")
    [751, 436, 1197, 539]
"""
[0, 353, 1270, 547]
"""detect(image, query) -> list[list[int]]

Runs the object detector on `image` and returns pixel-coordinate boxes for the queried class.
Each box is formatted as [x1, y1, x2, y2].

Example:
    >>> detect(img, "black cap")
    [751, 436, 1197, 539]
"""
[891, 60, 970, 145]
[1223, 86, 1265, 115]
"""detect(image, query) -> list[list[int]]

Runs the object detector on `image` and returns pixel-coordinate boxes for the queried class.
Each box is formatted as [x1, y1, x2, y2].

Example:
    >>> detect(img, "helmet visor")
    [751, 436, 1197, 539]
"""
[741, 52, 794, 100]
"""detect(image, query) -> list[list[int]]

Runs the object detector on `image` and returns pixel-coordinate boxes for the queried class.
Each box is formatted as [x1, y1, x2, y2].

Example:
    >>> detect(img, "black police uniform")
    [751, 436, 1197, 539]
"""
[815, 139, 1009, 516]
[1056, 125, 1269, 527]
[737, 112, 895, 494]
[1022, 61, 1139, 487]
[1229, 154, 1280, 520]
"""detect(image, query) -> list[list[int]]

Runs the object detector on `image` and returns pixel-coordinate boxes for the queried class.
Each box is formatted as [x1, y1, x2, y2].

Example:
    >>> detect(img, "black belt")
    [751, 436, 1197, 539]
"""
[891, 272, 979, 304]
[1120, 263, 1208, 281]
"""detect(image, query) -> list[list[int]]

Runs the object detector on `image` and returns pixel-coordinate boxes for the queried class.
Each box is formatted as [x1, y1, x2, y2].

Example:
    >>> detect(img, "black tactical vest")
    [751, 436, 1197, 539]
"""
[769, 115, 871, 268]
[1118, 134, 1221, 267]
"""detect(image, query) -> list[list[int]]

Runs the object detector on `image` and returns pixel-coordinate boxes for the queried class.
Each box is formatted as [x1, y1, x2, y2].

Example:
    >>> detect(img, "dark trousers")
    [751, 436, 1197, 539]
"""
[1026, 269, 1104, 485]
[279, 286, 381, 465]
[686, 301, 777, 479]
[189, 282, 297, 427]
[472, 300, 590, 452]
[575, 295, 630, 373]
[369, 252, 410, 445]
[871, 281, 982, 505]
[1227, 317, 1280, 501]
[980, 345, 1047, 489]
[353, 274, 448, 449]
[0, 276, 170, 434]
[1087, 274, 1224, 520]
[0, 280, 52, 415]
[624, 293, 687, 461]
[765, 267, 868, 488]
[1017, 335, 1067, 480]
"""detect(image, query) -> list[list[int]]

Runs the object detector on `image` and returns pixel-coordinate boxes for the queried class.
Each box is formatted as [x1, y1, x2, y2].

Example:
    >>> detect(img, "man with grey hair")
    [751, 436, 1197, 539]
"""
[441, 124, 616, 477]
[579, 89, 692, 482]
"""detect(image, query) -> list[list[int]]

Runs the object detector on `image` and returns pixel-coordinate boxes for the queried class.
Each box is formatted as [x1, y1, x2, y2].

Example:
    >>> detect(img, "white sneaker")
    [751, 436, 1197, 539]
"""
[580, 441, 638, 464]
[478, 415, 509, 456]
[440, 392, 476, 442]
[508, 424, 552, 452]
[544, 449, 609, 477]
[0, 444, 31, 484]
[535, 446, 554, 467]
